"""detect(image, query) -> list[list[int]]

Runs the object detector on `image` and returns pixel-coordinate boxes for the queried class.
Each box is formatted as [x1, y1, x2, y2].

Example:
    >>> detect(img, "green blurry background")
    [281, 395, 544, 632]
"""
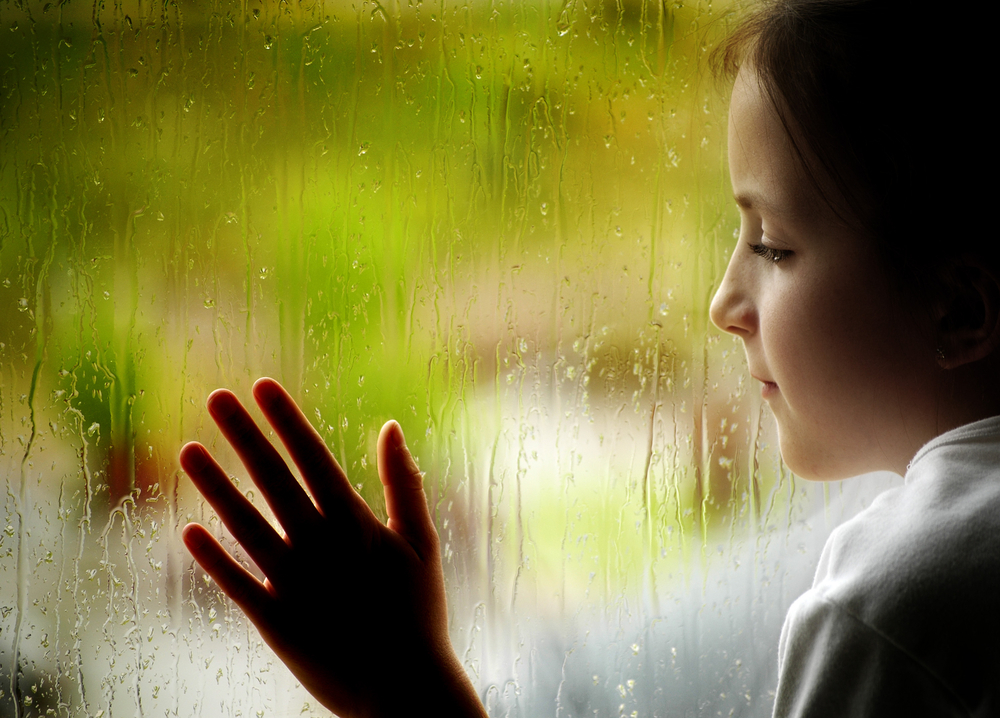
[0, 1, 843, 716]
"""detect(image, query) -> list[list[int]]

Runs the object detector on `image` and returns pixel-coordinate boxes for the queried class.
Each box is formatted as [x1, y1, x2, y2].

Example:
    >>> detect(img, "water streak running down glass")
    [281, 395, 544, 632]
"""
[0, 1, 899, 715]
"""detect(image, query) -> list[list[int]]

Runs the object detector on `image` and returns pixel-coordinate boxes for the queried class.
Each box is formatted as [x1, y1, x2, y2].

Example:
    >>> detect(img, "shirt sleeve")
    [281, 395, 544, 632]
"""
[773, 591, 970, 718]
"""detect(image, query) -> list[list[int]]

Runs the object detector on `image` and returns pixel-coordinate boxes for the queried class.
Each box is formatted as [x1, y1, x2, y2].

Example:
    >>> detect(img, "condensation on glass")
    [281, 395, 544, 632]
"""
[0, 1, 899, 716]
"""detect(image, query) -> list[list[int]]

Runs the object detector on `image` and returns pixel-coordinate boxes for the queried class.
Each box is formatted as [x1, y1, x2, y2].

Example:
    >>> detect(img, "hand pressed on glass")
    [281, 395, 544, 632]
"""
[179, 377, 485, 718]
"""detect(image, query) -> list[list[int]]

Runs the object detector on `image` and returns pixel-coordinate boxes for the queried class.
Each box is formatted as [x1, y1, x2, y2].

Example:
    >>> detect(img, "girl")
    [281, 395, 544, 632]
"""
[179, 1, 1000, 715]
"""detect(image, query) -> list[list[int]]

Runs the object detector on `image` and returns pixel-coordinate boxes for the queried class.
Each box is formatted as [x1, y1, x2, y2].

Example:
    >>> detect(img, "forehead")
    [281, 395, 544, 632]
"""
[727, 68, 824, 224]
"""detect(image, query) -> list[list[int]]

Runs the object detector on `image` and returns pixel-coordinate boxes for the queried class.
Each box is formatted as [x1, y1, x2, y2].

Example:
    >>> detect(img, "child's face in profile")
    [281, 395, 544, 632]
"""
[710, 68, 939, 480]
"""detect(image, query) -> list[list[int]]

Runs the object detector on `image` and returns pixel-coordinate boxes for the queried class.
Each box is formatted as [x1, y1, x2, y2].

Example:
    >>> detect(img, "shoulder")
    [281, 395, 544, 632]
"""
[776, 422, 1000, 716]
[815, 426, 1000, 626]
[774, 592, 971, 718]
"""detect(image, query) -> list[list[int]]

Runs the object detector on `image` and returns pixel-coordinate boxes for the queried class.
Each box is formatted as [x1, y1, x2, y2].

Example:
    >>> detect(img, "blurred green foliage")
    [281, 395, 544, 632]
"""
[0, 1, 803, 713]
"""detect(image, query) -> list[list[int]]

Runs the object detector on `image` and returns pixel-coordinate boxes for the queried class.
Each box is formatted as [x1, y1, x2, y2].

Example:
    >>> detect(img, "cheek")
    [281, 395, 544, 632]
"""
[776, 263, 900, 369]
[760, 264, 930, 478]
[758, 287, 872, 478]
[761, 267, 899, 418]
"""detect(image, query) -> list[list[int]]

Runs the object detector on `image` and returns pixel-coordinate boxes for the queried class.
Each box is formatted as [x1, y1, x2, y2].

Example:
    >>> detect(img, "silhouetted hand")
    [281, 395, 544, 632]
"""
[179, 377, 485, 718]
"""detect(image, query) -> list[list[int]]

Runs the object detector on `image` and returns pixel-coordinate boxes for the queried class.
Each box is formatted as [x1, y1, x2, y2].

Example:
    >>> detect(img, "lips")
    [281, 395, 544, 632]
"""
[751, 373, 779, 399]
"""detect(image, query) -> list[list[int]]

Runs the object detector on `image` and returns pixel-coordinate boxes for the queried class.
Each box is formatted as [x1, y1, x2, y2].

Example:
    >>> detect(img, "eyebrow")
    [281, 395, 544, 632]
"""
[734, 190, 821, 224]
[733, 191, 781, 216]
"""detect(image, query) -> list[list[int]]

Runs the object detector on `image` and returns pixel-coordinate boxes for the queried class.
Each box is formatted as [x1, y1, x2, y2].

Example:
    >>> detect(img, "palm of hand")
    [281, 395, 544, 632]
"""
[180, 379, 473, 717]
[256, 519, 448, 712]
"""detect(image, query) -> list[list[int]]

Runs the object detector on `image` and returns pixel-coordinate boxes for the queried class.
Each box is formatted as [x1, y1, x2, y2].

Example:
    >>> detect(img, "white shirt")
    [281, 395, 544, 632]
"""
[773, 416, 1000, 717]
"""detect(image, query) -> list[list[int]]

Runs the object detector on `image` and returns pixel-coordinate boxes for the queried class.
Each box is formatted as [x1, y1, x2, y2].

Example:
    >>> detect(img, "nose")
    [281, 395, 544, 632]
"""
[709, 244, 757, 338]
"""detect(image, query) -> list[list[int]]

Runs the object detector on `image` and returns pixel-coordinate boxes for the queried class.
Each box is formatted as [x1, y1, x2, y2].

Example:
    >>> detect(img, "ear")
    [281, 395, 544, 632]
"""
[935, 260, 1000, 369]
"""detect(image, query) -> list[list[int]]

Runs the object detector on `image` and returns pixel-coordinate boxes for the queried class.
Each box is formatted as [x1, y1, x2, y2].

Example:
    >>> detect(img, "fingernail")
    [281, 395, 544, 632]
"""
[182, 523, 206, 549]
[253, 377, 280, 407]
[387, 420, 405, 448]
[180, 443, 208, 472]
[207, 390, 238, 419]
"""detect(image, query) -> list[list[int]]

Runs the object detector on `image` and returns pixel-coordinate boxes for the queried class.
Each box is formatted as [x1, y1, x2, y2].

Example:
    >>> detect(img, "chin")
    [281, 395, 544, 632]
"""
[777, 431, 859, 482]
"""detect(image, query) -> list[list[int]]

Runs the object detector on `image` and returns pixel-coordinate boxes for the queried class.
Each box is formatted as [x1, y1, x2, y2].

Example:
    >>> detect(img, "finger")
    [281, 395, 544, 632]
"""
[252, 377, 366, 519]
[180, 441, 291, 581]
[183, 523, 274, 623]
[206, 389, 322, 539]
[377, 421, 438, 560]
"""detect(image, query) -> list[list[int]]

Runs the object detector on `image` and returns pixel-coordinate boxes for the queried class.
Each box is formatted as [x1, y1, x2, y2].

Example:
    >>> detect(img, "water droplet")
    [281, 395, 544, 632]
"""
[264, 35, 273, 49]
[87, 422, 100, 437]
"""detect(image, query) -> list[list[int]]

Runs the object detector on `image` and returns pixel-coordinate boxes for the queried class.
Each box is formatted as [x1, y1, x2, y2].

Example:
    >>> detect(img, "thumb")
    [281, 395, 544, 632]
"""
[377, 420, 438, 559]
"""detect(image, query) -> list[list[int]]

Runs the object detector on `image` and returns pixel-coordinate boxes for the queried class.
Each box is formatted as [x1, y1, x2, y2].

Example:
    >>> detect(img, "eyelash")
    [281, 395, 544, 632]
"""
[749, 242, 792, 264]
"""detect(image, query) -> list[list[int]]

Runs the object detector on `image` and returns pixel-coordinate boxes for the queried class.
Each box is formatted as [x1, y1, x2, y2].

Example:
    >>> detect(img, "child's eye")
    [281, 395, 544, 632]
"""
[749, 242, 792, 264]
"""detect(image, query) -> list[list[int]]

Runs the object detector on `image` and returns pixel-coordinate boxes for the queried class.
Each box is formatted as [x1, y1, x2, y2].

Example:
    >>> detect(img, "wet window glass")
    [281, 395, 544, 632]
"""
[0, 1, 900, 715]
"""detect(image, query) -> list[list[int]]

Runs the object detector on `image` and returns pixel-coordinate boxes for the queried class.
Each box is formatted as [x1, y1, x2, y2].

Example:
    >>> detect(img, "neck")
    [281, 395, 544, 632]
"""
[924, 353, 1000, 464]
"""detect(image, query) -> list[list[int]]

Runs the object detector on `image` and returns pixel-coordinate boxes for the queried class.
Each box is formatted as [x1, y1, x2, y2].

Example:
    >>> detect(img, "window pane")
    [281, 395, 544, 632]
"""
[0, 1, 900, 716]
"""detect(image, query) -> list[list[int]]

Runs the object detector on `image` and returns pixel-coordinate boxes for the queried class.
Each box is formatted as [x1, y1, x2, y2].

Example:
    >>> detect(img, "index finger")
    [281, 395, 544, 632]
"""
[206, 389, 323, 542]
[252, 378, 369, 520]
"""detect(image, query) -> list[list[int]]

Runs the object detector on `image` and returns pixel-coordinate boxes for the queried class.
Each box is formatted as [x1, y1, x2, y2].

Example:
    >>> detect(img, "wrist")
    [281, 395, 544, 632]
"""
[369, 649, 485, 718]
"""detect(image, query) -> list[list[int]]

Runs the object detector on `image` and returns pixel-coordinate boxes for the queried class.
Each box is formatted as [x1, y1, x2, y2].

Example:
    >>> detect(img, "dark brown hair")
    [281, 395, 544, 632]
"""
[713, 0, 991, 289]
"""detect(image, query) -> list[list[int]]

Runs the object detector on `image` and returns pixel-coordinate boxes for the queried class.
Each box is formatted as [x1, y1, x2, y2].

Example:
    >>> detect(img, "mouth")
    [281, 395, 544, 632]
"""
[751, 374, 779, 399]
